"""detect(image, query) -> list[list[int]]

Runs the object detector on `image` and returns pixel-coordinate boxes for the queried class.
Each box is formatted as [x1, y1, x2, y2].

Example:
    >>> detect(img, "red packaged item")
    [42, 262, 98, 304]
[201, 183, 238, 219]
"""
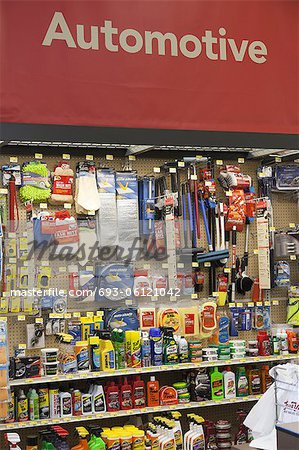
[225, 189, 246, 232]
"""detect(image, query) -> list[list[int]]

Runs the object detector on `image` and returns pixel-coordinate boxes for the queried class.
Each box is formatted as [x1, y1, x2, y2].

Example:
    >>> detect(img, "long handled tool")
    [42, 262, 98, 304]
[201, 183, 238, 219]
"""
[229, 225, 237, 303]
[197, 191, 229, 263]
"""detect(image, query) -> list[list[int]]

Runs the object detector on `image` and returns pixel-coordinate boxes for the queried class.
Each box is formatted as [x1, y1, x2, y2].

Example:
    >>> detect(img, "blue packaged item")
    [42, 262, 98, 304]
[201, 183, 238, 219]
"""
[274, 261, 290, 287]
[238, 308, 247, 331]
[95, 263, 134, 302]
[218, 316, 229, 344]
[105, 308, 139, 331]
[263, 306, 271, 329]
[149, 327, 163, 366]
[229, 308, 239, 337]
[245, 309, 252, 331]
[141, 332, 151, 367]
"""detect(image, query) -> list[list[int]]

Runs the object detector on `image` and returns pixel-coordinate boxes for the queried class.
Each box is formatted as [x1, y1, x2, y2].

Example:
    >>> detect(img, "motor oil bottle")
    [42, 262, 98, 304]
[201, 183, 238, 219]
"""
[17, 389, 28, 422]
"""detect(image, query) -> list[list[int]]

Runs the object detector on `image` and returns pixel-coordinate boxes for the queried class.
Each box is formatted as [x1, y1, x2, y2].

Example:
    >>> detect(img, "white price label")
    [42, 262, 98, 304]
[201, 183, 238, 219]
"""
[238, 158, 245, 163]
[169, 167, 176, 173]
[62, 153, 71, 160]
[35, 153, 43, 159]
[10, 156, 18, 163]
[178, 161, 185, 168]
[190, 174, 198, 180]
[128, 155, 136, 161]
[106, 154, 114, 160]
[64, 203, 72, 209]
[216, 160, 223, 166]
[40, 203, 47, 209]
[153, 167, 161, 173]
[86, 154, 93, 161]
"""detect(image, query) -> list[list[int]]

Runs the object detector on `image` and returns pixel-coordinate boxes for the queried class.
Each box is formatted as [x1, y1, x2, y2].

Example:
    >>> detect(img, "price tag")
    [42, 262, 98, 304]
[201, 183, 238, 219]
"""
[270, 227, 276, 232]
[49, 313, 63, 319]
[64, 313, 71, 319]
[253, 249, 259, 255]
[62, 153, 71, 160]
[238, 158, 245, 164]
[143, 263, 150, 269]
[272, 300, 279, 306]
[162, 263, 168, 269]
[289, 223, 296, 228]
[128, 155, 136, 161]
[226, 190, 233, 197]
[35, 318, 44, 324]
[125, 299, 133, 306]
[196, 155, 203, 160]
[178, 161, 185, 168]
[64, 203, 72, 209]
[256, 301, 263, 306]
[170, 296, 177, 302]
[153, 167, 161, 173]
[35, 153, 43, 159]
[290, 286, 297, 291]
[248, 302, 254, 307]
[106, 154, 114, 160]
[229, 303, 236, 308]
[224, 268, 231, 273]
[192, 262, 199, 268]
[169, 167, 176, 173]
[18, 315, 25, 321]
[96, 311, 103, 317]
[212, 292, 219, 297]
[0, 316, 7, 321]
[295, 159, 299, 163]
[19, 343, 27, 349]
[40, 203, 48, 209]
[10, 156, 18, 163]
[190, 174, 197, 180]
[216, 160, 223, 166]
[151, 296, 158, 302]
[86, 312, 94, 318]
[290, 255, 296, 260]
[258, 172, 266, 178]
[0, 188, 8, 195]
[59, 267, 67, 273]
[86, 154, 93, 161]
[9, 257, 16, 264]
[191, 293, 198, 299]
[275, 157, 282, 163]
[177, 263, 185, 268]
[236, 303, 243, 307]
[3, 292, 9, 297]
[204, 262, 211, 267]
[264, 301, 271, 306]
[205, 181, 212, 187]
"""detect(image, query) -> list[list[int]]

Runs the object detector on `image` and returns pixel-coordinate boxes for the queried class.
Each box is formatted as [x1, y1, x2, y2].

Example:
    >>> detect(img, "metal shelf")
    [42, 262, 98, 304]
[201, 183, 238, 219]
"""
[0, 395, 263, 431]
[9, 354, 297, 387]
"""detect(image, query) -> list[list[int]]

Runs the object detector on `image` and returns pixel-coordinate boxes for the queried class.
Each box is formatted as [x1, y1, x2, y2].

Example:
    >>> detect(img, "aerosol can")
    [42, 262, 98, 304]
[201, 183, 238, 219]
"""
[4, 433, 22, 450]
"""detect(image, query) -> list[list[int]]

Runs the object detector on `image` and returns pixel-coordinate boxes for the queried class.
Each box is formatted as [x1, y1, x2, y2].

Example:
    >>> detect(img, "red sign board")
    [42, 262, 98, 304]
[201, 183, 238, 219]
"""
[0, 1, 298, 134]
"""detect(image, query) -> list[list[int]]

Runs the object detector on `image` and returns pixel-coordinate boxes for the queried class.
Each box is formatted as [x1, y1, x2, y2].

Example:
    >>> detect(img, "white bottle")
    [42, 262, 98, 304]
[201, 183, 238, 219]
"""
[184, 417, 195, 450]
[82, 393, 93, 415]
[93, 384, 106, 413]
[280, 330, 289, 355]
[223, 366, 236, 399]
[60, 392, 72, 417]
[178, 336, 189, 363]
[189, 422, 205, 450]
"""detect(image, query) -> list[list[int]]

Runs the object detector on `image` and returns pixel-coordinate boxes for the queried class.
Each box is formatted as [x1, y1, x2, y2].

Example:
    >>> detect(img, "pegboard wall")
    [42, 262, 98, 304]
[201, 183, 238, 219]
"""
[0, 147, 298, 444]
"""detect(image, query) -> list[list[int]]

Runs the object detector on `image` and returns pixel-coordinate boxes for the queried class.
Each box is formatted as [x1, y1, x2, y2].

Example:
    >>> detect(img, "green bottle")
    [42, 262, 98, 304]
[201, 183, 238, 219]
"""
[236, 366, 249, 397]
[111, 328, 126, 369]
[162, 327, 178, 365]
[29, 388, 39, 421]
[89, 433, 106, 450]
[210, 367, 224, 400]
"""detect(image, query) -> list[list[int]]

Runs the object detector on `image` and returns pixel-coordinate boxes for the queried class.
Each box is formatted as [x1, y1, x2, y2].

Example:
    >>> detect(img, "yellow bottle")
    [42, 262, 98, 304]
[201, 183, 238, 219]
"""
[106, 431, 120, 450]
[100, 333, 115, 371]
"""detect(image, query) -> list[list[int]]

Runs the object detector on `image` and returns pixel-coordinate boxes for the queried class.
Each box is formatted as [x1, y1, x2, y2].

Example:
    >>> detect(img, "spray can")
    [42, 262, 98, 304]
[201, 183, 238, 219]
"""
[38, 388, 50, 419]
[141, 332, 151, 367]
[149, 328, 163, 366]
[5, 390, 15, 423]
[17, 389, 29, 422]
[72, 389, 82, 416]
[49, 388, 60, 418]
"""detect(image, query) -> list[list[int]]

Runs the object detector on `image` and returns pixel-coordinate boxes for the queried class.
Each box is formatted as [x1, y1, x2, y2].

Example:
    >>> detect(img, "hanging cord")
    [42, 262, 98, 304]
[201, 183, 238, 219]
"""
[9, 177, 19, 232]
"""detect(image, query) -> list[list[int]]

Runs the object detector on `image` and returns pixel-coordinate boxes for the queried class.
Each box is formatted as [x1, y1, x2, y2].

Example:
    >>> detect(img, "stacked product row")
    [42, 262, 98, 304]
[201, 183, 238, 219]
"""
[7, 363, 273, 423]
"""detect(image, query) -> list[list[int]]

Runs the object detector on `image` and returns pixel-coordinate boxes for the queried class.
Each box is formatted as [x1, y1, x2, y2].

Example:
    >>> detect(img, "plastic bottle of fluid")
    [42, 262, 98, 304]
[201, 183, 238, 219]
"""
[28, 389, 39, 421]
[111, 328, 126, 370]
[99, 332, 116, 371]
[71, 427, 89, 450]
[92, 384, 106, 413]
[178, 336, 189, 363]
[223, 366, 236, 399]
[149, 328, 163, 366]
